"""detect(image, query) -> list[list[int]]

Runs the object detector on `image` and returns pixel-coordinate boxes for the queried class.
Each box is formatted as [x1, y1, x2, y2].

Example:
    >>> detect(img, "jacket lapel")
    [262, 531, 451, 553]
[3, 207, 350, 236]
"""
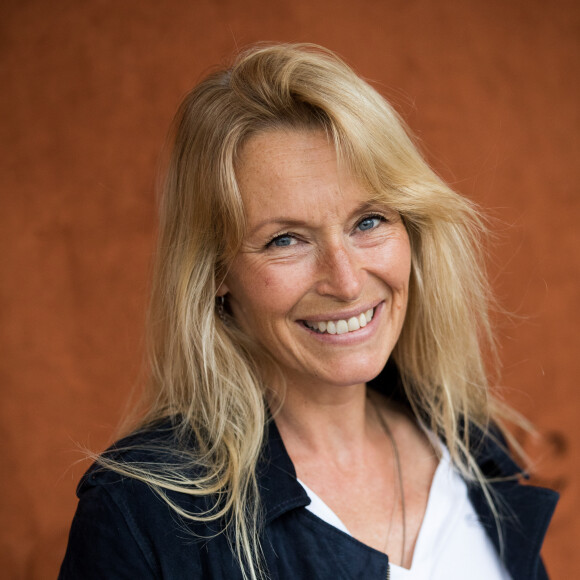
[468, 432, 559, 580]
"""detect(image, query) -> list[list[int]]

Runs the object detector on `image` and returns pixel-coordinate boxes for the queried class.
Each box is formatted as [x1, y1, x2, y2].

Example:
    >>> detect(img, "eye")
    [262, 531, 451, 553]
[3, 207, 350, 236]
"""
[357, 215, 385, 232]
[266, 233, 296, 248]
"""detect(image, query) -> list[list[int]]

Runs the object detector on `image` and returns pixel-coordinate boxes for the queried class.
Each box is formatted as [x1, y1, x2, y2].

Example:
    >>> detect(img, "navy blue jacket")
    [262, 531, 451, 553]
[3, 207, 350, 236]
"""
[59, 387, 558, 579]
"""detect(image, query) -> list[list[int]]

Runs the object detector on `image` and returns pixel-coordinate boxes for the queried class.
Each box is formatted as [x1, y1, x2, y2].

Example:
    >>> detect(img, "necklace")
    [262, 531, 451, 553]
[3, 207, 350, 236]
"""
[370, 394, 407, 566]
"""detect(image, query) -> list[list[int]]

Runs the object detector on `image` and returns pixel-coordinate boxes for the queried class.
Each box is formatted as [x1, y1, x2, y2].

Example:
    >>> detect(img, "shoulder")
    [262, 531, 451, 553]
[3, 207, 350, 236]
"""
[61, 419, 211, 579]
[79, 418, 195, 488]
[77, 418, 214, 526]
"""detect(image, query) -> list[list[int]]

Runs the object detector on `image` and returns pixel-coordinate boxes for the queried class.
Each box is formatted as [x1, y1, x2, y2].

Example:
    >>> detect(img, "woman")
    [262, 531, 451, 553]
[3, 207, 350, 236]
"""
[59, 44, 557, 579]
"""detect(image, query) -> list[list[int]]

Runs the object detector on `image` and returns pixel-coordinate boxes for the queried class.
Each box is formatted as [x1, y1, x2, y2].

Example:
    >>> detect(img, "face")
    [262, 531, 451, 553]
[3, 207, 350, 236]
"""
[219, 129, 411, 396]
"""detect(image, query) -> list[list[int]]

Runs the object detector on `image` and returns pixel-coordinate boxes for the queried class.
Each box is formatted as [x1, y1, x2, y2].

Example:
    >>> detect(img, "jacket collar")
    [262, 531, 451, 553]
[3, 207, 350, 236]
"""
[255, 407, 548, 522]
[257, 418, 310, 525]
[468, 431, 559, 579]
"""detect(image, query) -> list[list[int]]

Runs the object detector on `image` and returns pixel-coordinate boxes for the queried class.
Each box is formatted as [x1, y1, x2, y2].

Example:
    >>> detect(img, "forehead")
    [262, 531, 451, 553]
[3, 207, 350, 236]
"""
[236, 129, 335, 186]
[235, 129, 370, 224]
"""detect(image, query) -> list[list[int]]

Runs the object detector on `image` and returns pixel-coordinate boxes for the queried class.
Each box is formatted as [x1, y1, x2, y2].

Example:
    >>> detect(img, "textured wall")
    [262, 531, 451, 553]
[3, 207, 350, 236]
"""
[1, 0, 578, 577]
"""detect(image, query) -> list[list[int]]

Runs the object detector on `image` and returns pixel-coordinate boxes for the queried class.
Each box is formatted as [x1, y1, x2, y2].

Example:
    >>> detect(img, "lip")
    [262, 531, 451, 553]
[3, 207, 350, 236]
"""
[297, 300, 382, 324]
[298, 300, 385, 343]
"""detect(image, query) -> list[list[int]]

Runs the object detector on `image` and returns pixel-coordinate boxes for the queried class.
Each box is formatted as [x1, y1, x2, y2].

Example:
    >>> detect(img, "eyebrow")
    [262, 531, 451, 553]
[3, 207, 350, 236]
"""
[248, 218, 308, 237]
[247, 201, 385, 237]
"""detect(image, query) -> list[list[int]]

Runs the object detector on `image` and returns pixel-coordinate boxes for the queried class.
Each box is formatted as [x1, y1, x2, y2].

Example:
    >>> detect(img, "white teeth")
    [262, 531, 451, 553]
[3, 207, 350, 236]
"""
[304, 307, 375, 335]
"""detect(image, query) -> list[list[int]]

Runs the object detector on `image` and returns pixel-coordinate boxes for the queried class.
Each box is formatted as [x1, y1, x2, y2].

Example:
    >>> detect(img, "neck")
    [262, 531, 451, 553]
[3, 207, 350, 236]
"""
[270, 379, 376, 465]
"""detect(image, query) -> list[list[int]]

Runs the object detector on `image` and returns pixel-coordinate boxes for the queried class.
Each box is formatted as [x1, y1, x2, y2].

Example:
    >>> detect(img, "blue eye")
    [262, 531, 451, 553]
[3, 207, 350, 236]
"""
[268, 234, 295, 247]
[358, 216, 383, 231]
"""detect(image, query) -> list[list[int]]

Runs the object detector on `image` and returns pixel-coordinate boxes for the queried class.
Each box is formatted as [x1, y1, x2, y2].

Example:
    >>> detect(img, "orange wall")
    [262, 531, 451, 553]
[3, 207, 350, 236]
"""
[1, 0, 578, 577]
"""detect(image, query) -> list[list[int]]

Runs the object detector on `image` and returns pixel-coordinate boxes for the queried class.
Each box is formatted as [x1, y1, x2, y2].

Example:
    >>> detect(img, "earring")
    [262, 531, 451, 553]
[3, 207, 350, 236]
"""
[216, 295, 227, 323]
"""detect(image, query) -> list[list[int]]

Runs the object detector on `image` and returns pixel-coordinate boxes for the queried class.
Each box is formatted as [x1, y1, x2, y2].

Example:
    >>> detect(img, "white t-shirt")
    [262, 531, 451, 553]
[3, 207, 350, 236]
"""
[298, 445, 511, 580]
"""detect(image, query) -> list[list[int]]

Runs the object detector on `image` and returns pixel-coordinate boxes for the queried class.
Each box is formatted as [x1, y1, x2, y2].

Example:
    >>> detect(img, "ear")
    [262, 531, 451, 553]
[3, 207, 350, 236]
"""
[216, 282, 229, 297]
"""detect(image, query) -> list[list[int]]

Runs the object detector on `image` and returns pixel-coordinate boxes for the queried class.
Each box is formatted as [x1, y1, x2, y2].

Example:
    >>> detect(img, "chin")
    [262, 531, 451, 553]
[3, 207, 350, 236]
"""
[316, 357, 389, 389]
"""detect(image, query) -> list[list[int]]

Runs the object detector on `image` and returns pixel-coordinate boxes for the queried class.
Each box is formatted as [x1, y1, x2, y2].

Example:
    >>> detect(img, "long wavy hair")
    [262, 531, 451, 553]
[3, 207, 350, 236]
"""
[107, 43, 514, 579]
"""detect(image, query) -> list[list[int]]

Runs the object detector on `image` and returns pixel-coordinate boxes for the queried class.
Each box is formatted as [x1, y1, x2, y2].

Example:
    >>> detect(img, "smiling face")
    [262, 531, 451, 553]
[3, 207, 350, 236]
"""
[219, 129, 411, 396]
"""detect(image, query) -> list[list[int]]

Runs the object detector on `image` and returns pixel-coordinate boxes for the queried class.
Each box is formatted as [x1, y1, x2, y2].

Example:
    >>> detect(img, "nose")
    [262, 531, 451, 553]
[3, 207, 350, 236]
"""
[315, 240, 364, 301]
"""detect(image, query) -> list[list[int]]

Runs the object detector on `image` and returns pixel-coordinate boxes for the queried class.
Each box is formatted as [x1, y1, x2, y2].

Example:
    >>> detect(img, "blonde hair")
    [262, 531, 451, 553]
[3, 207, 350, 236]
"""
[107, 43, 513, 578]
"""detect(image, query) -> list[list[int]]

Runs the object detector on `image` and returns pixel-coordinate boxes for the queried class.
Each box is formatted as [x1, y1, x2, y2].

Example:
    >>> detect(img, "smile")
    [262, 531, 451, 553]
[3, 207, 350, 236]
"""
[303, 308, 375, 335]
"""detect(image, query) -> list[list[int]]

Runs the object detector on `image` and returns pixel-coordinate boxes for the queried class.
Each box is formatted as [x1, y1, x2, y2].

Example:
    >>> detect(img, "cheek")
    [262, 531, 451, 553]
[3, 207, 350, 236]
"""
[373, 248, 411, 291]
[231, 267, 299, 321]
[246, 257, 312, 297]
[387, 236, 412, 288]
